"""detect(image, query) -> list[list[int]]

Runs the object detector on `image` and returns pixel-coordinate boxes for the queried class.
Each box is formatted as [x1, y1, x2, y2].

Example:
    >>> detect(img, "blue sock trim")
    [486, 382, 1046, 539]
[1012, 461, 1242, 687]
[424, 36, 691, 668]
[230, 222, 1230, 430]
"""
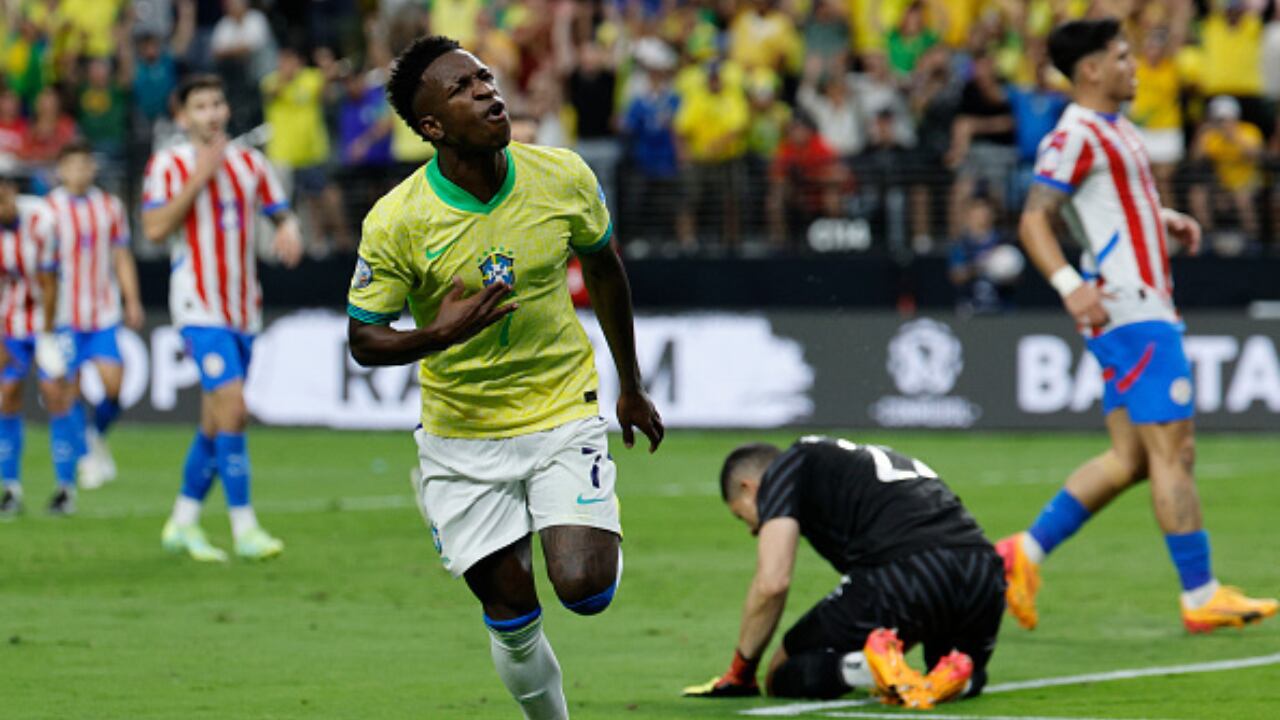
[1027, 489, 1092, 557]
[0, 413, 22, 482]
[93, 398, 121, 435]
[1165, 530, 1213, 591]
[69, 403, 87, 458]
[49, 411, 78, 485]
[215, 432, 250, 508]
[563, 581, 617, 616]
[484, 606, 542, 632]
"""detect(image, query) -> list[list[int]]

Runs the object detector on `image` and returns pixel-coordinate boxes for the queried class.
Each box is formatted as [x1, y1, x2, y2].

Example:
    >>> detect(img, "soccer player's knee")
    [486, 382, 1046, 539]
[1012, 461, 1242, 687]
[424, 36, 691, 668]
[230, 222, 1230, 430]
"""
[767, 652, 846, 699]
[556, 572, 616, 616]
[1178, 437, 1196, 473]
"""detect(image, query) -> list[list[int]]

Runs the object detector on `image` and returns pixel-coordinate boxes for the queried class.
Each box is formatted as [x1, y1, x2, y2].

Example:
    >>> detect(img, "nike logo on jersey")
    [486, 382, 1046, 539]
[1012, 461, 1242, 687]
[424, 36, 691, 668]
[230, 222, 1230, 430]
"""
[576, 494, 609, 506]
[424, 238, 460, 260]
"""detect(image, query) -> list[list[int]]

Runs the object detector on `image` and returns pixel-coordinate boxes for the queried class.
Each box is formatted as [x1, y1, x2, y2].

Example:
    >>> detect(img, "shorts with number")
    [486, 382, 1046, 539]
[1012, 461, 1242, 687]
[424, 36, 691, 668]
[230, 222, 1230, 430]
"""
[413, 415, 621, 578]
[1086, 320, 1194, 424]
[68, 325, 123, 373]
[181, 326, 254, 392]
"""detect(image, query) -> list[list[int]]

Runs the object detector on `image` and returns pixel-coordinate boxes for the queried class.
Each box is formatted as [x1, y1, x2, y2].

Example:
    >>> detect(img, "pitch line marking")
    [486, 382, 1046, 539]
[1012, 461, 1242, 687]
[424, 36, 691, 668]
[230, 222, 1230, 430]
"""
[739, 652, 1280, 717]
[818, 713, 1169, 720]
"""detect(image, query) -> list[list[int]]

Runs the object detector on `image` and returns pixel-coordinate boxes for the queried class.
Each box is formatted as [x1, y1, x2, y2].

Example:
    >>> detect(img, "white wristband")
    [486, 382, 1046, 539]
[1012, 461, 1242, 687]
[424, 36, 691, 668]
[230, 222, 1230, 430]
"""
[1049, 265, 1084, 298]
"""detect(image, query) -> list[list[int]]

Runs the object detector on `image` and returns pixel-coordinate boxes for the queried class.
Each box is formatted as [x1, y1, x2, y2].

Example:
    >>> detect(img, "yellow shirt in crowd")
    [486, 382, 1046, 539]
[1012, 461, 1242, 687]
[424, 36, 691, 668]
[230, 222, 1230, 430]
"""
[51, 0, 124, 58]
[1201, 122, 1263, 191]
[1131, 57, 1181, 131]
[1200, 13, 1262, 96]
[728, 7, 803, 72]
[674, 77, 750, 163]
[262, 68, 330, 168]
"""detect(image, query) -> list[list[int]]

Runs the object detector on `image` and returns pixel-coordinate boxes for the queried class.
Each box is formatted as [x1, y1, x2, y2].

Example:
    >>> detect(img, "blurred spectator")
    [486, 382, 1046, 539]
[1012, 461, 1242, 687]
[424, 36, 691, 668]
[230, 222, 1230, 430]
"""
[50, 0, 126, 59]
[619, 39, 680, 250]
[1190, 95, 1264, 247]
[855, 107, 915, 253]
[803, 0, 851, 72]
[212, 0, 277, 132]
[132, 0, 177, 39]
[674, 62, 750, 251]
[1265, 11, 1280, 107]
[187, 0, 224, 72]
[525, 67, 568, 147]
[728, 0, 803, 77]
[905, 43, 959, 249]
[564, 38, 620, 214]
[797, 60, 866, 158]
[947, 51, 1015, 235]
[3, 13, 48, 106]
[1130, 27, 1184, 203]
[884, 0, 944, 78]
[852, 52, 915, 146]
[336, 67, 394, 224]
[130, 27, 188, 128]
[262, 46, 349, 255]
[1199, 0, 1268, 132]
[768, 112, 847, 249]
[20, 87, 78, 167]
[746, 72, 792, 162]
[1006, 57, 1068, 205]
[430, 0, 489, 49]
[0, 88, 27, 160]
[76, 59, 129, 158]
[947, 194, 1021, 315]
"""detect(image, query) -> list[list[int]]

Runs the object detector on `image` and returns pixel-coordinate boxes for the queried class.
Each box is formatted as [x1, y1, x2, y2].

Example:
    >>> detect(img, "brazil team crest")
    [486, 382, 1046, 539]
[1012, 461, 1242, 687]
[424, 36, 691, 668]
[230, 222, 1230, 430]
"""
[478, 246, 515, 288]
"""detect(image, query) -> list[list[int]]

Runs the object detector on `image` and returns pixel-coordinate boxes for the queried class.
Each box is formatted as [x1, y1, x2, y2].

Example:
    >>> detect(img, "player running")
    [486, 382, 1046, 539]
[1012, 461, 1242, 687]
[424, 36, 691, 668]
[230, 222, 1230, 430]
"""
[347, 36, 663, 720]
[0, 162, 77, 517]
[684, 437, 1004, 709]
[1001, 18, 1277, 633]
[48, 140, 144, 489]
[142, 75, 303, 562]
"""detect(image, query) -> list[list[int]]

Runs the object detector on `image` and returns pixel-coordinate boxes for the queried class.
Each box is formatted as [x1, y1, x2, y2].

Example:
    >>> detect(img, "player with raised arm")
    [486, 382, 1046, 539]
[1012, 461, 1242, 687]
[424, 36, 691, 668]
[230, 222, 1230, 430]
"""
[346, 36, 663, 720]
[142, 75, 303, 562]
[48, 140, 145, 489]
[683, 438, 1005, 709]
[999, 18, 1276, 633]
[0, 163, 77, 517]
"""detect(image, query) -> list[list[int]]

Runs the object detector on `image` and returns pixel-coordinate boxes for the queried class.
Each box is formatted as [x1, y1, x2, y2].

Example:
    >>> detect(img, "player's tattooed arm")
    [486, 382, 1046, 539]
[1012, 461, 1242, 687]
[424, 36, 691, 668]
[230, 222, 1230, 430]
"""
[347, 277, 516, 366]
[1020, 182, 1108, 326]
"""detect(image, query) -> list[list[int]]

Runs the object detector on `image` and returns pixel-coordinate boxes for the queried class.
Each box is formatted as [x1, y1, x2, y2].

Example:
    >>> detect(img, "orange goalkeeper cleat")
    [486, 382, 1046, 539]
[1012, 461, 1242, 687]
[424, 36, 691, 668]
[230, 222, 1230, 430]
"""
[995, 533, 1041, 630]
[900, 650, 974, 710]
[1182, 585, 1278, 634]
[863, 628, 926, 706]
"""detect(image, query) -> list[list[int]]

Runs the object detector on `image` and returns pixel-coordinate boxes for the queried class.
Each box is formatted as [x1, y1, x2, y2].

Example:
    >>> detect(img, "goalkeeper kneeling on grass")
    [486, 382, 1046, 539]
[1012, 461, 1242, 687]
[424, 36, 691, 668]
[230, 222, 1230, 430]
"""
[684, 437, 1006, 709]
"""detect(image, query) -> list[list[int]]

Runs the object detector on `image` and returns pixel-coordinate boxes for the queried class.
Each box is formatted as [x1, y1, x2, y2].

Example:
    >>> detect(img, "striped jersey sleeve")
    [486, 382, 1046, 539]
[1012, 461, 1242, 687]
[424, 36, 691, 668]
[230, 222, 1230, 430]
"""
[33, 202, 58, 271]
[249, 148, 289, 216]
[109, 194, 130, 246]
[141, 150, 174, 210]
[1033, 126, 1095, 194]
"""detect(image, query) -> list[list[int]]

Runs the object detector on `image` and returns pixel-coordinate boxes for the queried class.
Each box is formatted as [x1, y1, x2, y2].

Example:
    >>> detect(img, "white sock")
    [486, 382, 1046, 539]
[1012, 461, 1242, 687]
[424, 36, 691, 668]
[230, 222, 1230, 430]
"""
[1020, 532, 1046, 565]
[488, 614, 569, 720]
[171, 496, 201, 526]
[229, 506, 260, 539]
[1182, 579, 1220, 610]
[4, 481, 22, 499]
[839, 651, 874, 689]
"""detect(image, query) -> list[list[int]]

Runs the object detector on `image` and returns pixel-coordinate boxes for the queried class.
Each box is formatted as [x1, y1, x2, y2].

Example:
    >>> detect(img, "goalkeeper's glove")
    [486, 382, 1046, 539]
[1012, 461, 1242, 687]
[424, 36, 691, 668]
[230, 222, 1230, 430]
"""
[35, 331, 72, 380]
[682, 649, 760, 698]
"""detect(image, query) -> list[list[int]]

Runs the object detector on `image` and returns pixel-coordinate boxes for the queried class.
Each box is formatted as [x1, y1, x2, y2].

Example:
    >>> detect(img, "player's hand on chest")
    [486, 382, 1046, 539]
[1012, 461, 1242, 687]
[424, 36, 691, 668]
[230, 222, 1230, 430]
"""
[415, 215, 571, 296]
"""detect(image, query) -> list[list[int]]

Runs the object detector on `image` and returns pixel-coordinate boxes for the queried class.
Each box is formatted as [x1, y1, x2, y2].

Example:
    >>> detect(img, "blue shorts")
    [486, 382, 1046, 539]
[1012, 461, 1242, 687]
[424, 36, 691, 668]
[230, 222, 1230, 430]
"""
[1085, 320, 1195, 424]
[181, 326, 254, 392]
[68, 326, 123, 373]
[1, 337, 47, 383]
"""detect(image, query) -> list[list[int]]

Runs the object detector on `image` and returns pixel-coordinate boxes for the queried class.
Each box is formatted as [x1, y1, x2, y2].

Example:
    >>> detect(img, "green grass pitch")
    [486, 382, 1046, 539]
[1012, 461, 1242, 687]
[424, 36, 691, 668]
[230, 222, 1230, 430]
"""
[2, 427, 1277, 719]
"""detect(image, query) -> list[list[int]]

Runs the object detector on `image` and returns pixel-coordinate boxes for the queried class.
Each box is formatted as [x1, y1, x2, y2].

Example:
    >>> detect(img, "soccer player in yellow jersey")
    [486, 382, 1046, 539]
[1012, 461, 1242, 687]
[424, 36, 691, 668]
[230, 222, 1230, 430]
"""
[347, 36, 664, 720]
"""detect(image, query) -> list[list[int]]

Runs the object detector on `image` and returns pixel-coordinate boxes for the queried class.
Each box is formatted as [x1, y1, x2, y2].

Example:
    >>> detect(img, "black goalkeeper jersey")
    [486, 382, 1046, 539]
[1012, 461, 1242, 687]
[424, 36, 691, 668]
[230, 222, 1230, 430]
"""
[756, 437, 991, 572]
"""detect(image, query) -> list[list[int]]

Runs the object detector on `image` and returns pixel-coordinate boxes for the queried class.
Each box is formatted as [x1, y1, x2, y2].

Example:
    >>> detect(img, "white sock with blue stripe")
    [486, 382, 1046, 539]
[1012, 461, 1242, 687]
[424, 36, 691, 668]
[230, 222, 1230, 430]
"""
[486, 608, 568, 720]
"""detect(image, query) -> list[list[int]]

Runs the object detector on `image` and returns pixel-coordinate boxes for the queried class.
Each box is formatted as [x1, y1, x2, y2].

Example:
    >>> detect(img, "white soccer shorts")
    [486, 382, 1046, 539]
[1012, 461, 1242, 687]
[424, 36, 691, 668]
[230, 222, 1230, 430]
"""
[412, 415, 621, 577]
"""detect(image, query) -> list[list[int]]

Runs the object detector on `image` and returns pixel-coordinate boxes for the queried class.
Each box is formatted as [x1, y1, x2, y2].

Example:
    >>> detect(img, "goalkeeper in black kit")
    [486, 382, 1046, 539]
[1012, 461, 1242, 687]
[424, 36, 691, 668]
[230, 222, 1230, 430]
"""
[684, 436, 1006, 709]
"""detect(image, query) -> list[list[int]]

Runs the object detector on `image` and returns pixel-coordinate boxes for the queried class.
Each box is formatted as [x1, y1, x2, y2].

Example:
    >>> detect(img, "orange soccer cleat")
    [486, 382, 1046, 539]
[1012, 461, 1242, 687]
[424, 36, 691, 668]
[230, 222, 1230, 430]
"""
[863, 628, 926, 706]
[1182, 585, 1278, 634]
[900, 650, 974, 710]
[995, 533, 1041, 630]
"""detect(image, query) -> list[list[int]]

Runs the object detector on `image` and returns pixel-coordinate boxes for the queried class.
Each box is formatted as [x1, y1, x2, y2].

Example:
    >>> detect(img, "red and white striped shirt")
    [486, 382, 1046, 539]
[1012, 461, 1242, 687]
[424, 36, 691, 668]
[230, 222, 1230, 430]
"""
[142, 141, 288, 333]
[1033, 103, 1176, 331]
[0, 196, 58, 339]
[48, 186, 129, 332]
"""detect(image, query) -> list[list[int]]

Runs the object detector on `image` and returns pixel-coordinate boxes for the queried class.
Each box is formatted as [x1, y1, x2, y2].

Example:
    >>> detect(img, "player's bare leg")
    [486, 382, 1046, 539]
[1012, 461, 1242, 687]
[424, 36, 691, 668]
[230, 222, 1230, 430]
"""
[1138, 419, 1277, 630]
[540, 525, 620, 613]
[999, 410, 1147, 628]
[466, 535, 568, 720]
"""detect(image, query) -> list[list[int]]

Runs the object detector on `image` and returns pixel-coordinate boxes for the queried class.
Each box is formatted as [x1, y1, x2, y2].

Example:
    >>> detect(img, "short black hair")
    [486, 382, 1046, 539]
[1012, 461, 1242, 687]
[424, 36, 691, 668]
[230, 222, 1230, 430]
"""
[57, 138, 93, 161]
[174, 74, 224, 106]
[720, 443, 781, 502]
[1048, 18, 1122, 80]
[387, 35, 462, 141]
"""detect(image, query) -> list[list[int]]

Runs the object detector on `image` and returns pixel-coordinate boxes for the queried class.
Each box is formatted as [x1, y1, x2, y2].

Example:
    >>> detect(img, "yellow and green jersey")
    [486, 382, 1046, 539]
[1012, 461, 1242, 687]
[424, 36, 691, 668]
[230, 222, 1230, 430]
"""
[348, 142, 612, 438]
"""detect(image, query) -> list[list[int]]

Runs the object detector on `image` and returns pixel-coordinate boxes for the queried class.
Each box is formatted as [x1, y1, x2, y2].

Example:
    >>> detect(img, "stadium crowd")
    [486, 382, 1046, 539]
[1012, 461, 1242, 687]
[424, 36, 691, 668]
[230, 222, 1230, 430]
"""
[3, 0, 1280, 262]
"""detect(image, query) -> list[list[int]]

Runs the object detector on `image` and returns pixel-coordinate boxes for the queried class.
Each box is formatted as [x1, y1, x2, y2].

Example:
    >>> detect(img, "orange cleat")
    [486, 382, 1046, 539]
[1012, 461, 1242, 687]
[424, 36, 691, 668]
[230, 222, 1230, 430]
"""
[995, 533, 1041, 630]
[863, 628, 926, 706]
[900, 650, 974, 710]
[1182, 585, 1278, 634]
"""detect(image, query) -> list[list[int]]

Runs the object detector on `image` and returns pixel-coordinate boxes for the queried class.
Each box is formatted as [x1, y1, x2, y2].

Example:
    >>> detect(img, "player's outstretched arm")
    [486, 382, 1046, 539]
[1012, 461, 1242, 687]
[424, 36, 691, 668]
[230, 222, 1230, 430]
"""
[1019, 182, 1108, 327]
[578, 245, 664, 452]
[348, 277, 516, 366]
